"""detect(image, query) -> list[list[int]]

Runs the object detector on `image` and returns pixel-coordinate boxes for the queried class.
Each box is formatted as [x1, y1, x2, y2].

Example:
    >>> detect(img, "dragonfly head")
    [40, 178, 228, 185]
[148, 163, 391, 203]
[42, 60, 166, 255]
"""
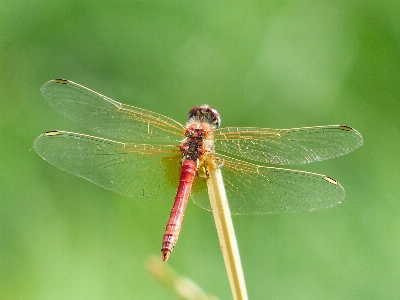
[187, 105, 221, 130]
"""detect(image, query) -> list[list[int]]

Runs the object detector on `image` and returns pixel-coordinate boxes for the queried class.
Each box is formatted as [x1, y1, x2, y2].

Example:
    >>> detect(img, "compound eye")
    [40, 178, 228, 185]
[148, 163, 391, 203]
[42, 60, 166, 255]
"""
[188, 106, 199, 119]
[208, 107, 221, 129]
[187, 105, 221, 129]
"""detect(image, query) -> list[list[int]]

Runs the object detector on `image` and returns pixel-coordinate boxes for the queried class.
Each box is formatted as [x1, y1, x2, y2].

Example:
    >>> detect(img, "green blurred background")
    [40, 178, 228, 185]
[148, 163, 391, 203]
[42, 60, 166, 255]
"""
[1, 1, 399, 299]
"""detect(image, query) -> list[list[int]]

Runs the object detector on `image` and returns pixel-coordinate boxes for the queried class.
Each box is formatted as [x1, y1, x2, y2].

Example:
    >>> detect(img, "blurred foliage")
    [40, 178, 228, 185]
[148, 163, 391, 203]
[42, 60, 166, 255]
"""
[1, 1, 399, 299]
[146, 255, 218, 300]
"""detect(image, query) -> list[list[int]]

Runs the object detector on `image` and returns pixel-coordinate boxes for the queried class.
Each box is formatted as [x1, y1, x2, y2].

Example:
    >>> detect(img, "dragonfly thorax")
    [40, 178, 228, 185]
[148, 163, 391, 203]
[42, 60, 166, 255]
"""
[181, 122, 215, 163]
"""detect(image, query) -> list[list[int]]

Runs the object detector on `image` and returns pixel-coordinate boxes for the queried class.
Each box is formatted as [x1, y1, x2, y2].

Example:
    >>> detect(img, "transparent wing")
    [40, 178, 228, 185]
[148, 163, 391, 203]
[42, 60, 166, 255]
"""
[191, 154, 345, 215]
[40, 79, 185, 143]
[33, 131, 183, 200]
[214, 125, 363, 165]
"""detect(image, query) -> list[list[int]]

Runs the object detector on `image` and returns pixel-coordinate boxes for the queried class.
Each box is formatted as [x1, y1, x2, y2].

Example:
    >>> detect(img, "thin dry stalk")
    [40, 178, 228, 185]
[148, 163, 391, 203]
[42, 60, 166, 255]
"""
[207, 168, 248, 300]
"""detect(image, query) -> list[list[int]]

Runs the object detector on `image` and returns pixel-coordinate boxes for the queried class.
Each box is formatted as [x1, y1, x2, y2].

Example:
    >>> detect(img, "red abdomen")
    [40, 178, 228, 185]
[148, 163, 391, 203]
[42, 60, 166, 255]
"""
[161, 159, 197, 261]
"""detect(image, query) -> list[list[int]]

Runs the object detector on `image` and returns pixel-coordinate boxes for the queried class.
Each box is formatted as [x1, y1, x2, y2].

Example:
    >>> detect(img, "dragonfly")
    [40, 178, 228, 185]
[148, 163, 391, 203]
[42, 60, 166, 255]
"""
[34, 79, 363, 261]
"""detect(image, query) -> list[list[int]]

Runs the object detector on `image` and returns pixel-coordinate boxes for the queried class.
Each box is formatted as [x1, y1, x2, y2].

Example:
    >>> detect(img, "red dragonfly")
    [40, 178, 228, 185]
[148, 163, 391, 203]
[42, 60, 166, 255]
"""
[34, 79, 363, 261]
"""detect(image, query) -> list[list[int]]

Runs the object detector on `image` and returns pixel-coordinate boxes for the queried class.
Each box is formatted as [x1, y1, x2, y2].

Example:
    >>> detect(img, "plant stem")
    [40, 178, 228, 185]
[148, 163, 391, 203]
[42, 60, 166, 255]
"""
[207, 167, 248, 300]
